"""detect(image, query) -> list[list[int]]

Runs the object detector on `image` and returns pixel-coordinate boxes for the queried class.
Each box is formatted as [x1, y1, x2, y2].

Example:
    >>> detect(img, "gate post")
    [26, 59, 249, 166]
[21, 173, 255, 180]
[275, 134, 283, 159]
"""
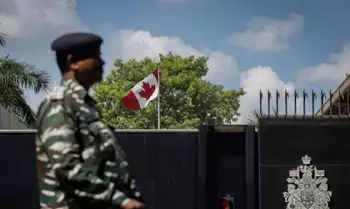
[245, 125, 258, 209]
[198, 125, 215, 209]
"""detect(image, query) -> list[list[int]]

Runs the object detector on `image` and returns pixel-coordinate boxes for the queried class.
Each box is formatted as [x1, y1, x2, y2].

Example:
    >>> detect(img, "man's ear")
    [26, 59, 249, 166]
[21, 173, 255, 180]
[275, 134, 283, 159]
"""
[67, 54, 79, 70]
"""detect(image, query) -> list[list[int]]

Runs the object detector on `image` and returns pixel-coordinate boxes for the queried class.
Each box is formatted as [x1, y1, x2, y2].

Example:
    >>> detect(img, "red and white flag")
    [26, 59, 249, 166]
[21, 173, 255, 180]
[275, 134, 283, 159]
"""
[122, 68, 161, 110]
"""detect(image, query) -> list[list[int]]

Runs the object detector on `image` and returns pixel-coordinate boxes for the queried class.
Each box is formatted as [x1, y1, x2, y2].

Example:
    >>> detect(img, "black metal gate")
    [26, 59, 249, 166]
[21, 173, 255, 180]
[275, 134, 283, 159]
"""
[258, 118, 350, 209]
[201, 125, 258, 209]
[0, 127, 258, 209]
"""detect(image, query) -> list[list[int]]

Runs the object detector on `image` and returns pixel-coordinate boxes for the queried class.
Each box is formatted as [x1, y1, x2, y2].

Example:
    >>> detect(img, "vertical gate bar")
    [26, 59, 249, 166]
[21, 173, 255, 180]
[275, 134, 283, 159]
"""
[198, 125, 210, 209]
[200, 125, 216, 209]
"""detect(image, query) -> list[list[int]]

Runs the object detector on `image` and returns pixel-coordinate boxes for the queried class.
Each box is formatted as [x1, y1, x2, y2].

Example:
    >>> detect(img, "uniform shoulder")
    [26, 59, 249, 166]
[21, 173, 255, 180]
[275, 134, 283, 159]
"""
[38, 81, 90, 121]
[37, 85, 75, 117]
[36, 85, 78, 131]
[47, 85, 67, 101]
[36, 86, 68, 118]
[45, 85, 84, 105]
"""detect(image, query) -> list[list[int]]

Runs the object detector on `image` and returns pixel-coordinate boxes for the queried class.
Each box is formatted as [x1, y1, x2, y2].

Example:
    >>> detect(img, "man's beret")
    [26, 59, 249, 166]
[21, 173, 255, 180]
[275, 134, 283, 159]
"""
[51, 32, 103, 53]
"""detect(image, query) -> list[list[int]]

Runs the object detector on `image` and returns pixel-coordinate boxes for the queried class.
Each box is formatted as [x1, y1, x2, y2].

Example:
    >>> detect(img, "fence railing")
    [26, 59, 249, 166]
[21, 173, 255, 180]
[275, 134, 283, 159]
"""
[259, 89, 350, 117]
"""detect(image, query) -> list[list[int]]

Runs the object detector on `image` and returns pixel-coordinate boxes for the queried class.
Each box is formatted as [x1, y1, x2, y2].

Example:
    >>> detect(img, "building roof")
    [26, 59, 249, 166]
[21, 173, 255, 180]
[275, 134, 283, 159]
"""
[0, 106, 28, 130]
[315, 74, 350, 115]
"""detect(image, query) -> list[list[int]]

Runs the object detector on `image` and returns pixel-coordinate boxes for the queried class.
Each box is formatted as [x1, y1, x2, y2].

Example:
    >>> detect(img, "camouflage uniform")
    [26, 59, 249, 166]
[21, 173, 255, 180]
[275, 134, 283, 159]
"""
[36, 78, 142, 209]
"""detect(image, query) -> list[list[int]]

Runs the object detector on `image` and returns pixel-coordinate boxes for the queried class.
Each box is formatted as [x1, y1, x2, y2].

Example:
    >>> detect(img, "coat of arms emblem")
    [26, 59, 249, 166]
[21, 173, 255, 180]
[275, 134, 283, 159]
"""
[283, 155, 332, 209]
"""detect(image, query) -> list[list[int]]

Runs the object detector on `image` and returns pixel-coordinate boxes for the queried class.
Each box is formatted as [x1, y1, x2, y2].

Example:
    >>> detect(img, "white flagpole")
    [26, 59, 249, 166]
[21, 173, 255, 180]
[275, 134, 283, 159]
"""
[157, 66, 160, 130]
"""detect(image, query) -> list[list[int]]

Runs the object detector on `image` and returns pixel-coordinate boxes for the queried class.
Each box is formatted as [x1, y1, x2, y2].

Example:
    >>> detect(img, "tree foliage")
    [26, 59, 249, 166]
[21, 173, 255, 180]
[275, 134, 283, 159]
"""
[0, 27, 51, 128]
[93, 53, 245, 129]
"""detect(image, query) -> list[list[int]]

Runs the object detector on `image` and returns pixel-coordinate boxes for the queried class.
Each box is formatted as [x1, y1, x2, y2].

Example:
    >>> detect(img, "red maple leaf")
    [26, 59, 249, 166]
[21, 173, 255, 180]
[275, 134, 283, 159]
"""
[139, 82, 156, 99]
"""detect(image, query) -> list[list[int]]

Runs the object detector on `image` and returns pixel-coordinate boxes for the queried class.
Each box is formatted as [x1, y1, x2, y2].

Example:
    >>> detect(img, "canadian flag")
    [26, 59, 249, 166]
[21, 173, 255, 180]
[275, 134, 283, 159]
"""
[122, 68, 161, 110]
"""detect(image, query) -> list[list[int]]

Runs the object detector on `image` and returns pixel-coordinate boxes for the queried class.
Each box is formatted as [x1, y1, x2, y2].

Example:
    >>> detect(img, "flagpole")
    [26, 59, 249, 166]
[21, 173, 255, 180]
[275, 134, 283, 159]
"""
[157, 65, 160, 130]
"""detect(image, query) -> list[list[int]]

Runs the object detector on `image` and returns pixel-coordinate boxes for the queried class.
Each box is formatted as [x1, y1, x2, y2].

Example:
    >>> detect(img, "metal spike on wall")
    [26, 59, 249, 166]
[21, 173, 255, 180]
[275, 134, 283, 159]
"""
[338, 90, 343, 116]
[285, 90, 289, 116]
[294, 90, 298, 116]
[347, 89, 350, 117]
[321, 90, 327, 116]
[312, 90, 317, 116]
[258, 88, 350, 119]
[276, 90, 280, 116]
[303, 89, 308, 117]
[329, 90, 333, 116]
[267, 90, 271, 117]
[259, 90, 263, 115]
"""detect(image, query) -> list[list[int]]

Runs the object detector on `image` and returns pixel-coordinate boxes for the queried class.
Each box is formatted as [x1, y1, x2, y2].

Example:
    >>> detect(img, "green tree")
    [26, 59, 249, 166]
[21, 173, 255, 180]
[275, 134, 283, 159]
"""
[0, 28, 51, 128]
[93, 53, 245, 129]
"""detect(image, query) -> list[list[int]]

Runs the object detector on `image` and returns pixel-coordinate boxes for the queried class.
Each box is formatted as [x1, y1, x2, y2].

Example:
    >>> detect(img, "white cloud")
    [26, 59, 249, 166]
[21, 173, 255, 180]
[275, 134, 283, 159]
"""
[205, 51, 238, 84]
[0, 0, 83, 38]
[237, 66, 298, 123]
[0, 0, 85, 111]
[297, 43, 350, 87]
[229, 13, 304, 52]
[105, 30, 238, 84]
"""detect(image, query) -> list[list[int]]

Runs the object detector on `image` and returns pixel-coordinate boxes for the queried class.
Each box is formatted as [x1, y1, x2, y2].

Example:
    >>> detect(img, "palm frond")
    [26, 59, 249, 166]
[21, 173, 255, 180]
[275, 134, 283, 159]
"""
[0, 31, 7, 47]
[0, 58, 52, 93]
[0, 28, 49, 128]
[247, 107, 278, 125]
[247, 109, 263, 125]
[0, 83, 36, 128]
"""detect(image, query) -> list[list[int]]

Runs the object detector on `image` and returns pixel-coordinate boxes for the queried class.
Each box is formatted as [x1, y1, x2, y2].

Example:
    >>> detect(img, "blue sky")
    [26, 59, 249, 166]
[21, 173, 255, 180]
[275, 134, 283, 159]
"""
[77, 0, 350, 78]
[1, 0, 350, 123]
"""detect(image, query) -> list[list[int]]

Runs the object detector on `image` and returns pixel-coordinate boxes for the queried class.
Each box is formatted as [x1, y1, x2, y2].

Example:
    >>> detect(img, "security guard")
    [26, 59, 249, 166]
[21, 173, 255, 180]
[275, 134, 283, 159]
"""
[36, 32, 144, 209]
